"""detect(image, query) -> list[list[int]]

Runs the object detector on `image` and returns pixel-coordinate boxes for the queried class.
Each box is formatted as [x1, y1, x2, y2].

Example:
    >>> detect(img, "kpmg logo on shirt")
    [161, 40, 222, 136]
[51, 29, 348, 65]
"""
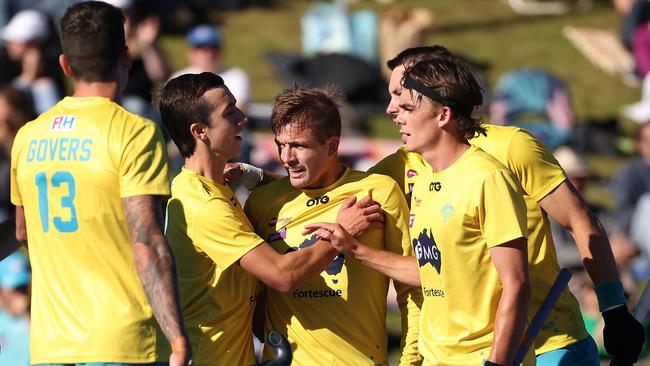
[288, 234, 345, 279]
[413, 228, 441, 273]
[51, 115, 76, 131]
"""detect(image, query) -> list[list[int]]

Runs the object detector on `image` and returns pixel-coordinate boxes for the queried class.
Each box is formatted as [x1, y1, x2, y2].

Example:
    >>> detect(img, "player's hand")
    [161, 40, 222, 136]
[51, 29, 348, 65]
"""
[602, 305, 645, 364]
[169, 336, 192, 366]
[335, 194, 384, 237]
[303, 222, 359, 257]
[223, 162, 244, 184]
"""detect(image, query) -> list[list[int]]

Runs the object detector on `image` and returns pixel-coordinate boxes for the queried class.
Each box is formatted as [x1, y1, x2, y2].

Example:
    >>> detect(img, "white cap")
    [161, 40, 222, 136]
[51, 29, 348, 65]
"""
[2, 10, 49, 43]
[622, 73, 650, 124]
[99, 0, 133, 10]
[554, 146, 589, 178]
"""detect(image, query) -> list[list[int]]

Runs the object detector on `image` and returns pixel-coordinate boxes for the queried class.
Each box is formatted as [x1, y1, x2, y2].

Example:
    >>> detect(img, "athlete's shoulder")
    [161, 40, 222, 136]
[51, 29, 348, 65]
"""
[247, 175, 294, 204]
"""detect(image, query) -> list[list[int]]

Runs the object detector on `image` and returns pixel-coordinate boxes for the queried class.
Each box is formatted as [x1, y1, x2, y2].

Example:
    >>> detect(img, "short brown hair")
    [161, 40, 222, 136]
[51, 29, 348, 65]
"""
[387, 45, 454, 71]
[271, 86, 342, 143]
[402, 58, 486, 139]
[159, 72, 226, 158]
[60, 1, 126, 82]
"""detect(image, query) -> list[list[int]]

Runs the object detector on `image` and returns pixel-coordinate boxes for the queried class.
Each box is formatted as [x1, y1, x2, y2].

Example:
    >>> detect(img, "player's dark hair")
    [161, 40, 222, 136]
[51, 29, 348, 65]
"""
[271, 85, 342, 143]
[387, 45, 454, 70]
[159, 72, 226, 158]
[60, 1, 125, 82]
[402, 58, 486, 139]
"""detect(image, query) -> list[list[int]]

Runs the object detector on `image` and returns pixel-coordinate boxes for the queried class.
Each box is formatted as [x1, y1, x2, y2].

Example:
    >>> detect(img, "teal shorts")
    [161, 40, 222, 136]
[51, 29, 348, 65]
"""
[536, 336, 600, 366]
[37, 363, 167, 366]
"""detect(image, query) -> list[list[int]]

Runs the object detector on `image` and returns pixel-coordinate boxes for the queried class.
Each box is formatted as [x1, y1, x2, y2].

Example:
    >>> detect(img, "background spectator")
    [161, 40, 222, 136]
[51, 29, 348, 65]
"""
[0, 251, 30, 366]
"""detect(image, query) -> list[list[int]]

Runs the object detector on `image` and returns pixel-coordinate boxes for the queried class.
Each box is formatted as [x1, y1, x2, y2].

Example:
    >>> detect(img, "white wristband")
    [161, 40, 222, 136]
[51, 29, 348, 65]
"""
[239, 163, 264, 190]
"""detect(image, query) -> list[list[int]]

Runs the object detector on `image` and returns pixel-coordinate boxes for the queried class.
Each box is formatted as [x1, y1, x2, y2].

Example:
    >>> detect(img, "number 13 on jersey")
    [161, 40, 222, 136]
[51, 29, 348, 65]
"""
[35, 171, 79, 233]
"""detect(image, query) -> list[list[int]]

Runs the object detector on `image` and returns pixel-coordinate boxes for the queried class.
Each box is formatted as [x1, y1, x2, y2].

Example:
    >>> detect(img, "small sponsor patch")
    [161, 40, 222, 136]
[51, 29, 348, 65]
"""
[51, 115, 76, 131]
[409, 214, 415, 228]
[268, 227, 287, 242]
[407, 169, 418, 178]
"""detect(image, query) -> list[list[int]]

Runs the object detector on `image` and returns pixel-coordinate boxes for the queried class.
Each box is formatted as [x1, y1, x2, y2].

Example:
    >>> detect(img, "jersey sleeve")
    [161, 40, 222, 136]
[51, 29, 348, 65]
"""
[368, 152, 406, 197]
[506, 129, 566, 202]
[118, 120, 170, 198]
[194, 197, 264, 270]
[379, 179, 423, 366]
[479, 170, 528, 248]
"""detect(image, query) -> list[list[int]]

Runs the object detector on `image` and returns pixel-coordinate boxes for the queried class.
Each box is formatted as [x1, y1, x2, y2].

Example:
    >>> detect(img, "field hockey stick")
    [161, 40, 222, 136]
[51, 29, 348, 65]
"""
[253, 330, 292, 366]
[512, 268, 573, 366]
[609, 282, 650, 366]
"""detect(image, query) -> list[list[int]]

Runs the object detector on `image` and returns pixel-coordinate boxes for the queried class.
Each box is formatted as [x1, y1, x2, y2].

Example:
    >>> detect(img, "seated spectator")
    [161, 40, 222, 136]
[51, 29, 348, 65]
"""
[1, 9, 61, 114]
[0, 251, 30, 366]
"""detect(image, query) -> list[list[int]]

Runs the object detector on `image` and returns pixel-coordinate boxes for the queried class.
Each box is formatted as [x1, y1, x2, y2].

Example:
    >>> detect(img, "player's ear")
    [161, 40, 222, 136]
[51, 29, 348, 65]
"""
[437, 106, 453, 128]
[189, 122, 206, 140]
[59, 54, 73, 77]
[327, 136, 339, 156]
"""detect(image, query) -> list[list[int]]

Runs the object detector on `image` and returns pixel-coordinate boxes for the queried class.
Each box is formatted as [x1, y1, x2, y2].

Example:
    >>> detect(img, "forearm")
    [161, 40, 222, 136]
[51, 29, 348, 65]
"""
[572, 216, 619, 284]
[281, 241, 339, 290]
[395, 281, 423, 366]
[489, 284, 530, 365]
[140, 46, 171, 82]
[0, 215, 23, 261]
[353, 245, 421, 287]
[123, 196, 188, 345]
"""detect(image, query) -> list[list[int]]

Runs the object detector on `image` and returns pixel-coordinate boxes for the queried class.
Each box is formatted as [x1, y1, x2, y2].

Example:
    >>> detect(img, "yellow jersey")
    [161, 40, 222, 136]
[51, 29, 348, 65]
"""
[165, 168, 263, 366]
[245, 168, 422, 366]
[472, 125, 588, 353]
[368, 146, 429, 208]
[372, 125, 588, 355]
[410, 146, 529, 365]
[10, 97, 170, 364]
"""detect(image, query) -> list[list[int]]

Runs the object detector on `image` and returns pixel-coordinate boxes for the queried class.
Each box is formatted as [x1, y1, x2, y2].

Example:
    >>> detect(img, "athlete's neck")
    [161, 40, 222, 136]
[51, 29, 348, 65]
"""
[72, 81, 121, 102]
[183, 151, 227, 186]
[420, 137, 470, 172]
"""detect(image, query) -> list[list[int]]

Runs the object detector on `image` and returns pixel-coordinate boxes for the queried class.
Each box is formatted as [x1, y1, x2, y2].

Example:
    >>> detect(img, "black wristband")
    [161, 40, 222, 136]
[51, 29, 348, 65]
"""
[484, 361, 505, 366]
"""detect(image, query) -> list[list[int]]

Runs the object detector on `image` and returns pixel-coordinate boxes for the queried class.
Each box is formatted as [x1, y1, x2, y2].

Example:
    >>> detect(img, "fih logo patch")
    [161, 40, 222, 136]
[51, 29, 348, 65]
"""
[51, 115, 76, 131]
[413, 228, 441, 273]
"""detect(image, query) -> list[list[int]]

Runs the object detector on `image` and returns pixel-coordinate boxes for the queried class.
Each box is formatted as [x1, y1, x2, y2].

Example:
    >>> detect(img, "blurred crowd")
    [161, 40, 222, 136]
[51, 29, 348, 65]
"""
[1, 0, 650, 364]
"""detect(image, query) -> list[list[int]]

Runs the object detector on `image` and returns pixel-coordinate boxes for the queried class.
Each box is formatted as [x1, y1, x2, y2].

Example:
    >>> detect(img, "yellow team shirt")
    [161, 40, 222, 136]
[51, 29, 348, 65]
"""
[10, 97, 170, 364]
[245, 168, 422, 366]
[372, 125, 588, 356]
[472, 125, 588, 353]
[165, 168, 263, 366]
[368, 146, 429, 207]
[409, 146, 529, 365]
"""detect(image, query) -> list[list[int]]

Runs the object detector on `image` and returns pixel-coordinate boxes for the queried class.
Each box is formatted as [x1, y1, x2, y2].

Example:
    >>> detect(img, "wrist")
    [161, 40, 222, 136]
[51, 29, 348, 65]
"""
[239, 163, 264, 190]
[595, 280, 626, 312]
[169, 335, 190, 353]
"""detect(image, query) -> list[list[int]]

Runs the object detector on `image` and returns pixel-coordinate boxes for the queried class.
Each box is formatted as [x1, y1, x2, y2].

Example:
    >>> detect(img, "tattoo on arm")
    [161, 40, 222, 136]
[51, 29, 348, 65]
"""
[122, 195, 186, 342]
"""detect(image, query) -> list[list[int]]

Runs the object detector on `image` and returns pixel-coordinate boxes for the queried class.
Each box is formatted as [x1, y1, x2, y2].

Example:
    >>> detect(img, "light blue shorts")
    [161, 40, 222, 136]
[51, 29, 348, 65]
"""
[37, 363, 167, 366]
[536, 336, 600, 366]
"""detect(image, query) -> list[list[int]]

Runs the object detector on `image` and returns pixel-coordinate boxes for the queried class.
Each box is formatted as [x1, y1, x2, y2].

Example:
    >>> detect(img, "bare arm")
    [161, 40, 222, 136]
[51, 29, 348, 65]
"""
[239, 240, 338, 292]
[122, 195, 191, 364]
[539, 181, 619, 284]
[303, 222, 421, 287]
[488, 238, 530, 365]
[1, 213, 24, 261]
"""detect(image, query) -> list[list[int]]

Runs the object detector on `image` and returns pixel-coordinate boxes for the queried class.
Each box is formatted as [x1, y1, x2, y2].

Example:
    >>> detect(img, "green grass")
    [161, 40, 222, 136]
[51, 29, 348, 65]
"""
[160, 0, 642, 126]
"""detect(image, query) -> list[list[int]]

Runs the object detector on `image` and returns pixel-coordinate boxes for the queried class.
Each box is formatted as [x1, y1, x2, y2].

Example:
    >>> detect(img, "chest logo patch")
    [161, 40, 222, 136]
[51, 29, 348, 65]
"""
[440, 202, 455, 223]
[413, 228, 441, 273]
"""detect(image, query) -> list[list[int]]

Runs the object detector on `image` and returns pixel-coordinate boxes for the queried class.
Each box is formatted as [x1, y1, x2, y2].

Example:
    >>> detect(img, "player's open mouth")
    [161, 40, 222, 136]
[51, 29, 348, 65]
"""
[288, 167, 305, 176]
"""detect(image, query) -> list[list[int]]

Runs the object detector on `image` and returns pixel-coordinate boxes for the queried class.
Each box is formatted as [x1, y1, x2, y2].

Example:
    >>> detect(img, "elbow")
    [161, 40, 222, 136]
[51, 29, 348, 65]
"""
[267, 271, 301, 293]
